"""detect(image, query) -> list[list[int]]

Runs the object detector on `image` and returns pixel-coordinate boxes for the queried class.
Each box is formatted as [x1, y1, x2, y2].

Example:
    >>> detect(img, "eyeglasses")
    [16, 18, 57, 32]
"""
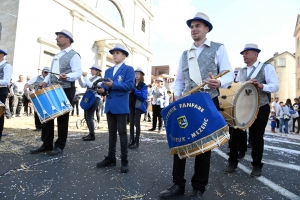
[43, 71, 49, 74]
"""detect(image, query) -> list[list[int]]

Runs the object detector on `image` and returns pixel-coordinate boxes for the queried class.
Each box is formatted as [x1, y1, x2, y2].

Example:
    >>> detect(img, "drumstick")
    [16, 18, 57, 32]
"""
[37, 69, 60, 76]
[182, 70, 230, 97]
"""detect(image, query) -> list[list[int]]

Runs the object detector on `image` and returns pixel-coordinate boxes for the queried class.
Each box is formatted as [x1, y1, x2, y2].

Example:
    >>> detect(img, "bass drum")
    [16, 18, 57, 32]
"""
[218, 82, 260, 130]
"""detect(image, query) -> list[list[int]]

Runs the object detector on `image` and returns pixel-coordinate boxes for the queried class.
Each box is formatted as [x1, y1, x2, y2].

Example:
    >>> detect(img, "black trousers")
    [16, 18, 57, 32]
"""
[275, 118, 280, 129]
[151, 104, 163, 130]
[15, 95, 23, 115]
[84, 97, 100, 135]
[172, 96, 220, 192]
[228, 127, 248, 166]
[106, 112, 128, 161]
[34, 112, 42, 129]
[229, 104, 270, 168]
[9, 96, 14, 115]
[292, 117, 300, 133]
[144, 101, 151, 120]
[129, 104, 142, 139]
[71, 100, 79, 115]
[0, 87, 8, 138]
[41, 86, 75, 149]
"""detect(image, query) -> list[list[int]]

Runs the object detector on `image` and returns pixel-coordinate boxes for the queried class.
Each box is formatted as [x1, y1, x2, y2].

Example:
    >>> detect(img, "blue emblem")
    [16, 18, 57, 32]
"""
[177, 116, 188, 128]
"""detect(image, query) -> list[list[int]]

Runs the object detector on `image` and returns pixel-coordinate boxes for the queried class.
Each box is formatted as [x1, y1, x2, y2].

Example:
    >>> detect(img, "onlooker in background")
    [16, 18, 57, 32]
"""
[24, 67, 50, 131]
[271, 97, 280, 129]
[292, 98, 300, 134]
[128, 67, 147, 149]
[278, 101, 290, 134]
[167, 90, 173, 104]
[143, 84, 152, 122]
[14, 75, 26, 117]
[286, 98, 294, 133]
[148, 77, 169, 133]
[0, 45, 13, 142]
[8, 79, 16, 117]
[23, 76, 33, 116]
[71, 86, 80, 117]
[269, 111, 276, 133]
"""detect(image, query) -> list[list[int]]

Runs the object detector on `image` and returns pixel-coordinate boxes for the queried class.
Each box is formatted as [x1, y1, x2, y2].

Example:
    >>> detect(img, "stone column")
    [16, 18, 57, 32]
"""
[99, 52, 107, 73]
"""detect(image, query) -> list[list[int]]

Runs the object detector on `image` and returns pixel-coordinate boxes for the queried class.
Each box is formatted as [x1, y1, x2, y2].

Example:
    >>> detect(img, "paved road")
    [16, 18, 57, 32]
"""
[0, 118, 300, 200]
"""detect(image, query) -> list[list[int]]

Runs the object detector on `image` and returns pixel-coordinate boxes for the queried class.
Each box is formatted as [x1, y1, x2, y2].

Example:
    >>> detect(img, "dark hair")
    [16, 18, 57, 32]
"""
[279, 101, 283, 104]
[286, 98, 293, 110]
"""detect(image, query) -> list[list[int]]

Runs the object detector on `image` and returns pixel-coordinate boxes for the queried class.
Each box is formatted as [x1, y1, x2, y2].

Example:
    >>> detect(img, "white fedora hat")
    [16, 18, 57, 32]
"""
[55, 29, 74, 43]
[135, 67, 145, 76]
[240, 43, 261, 54]
[156, 77, 164, 82]
[186, 12, 213, 32]
[109, 43, 129, 57]
[89, 65, 102, 72]
[0, 45, 8, 55]
[42, 66, 50, 72]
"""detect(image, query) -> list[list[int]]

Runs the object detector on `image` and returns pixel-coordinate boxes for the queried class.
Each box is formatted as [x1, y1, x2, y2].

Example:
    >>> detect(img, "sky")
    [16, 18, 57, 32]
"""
[151, 0, 300, 73]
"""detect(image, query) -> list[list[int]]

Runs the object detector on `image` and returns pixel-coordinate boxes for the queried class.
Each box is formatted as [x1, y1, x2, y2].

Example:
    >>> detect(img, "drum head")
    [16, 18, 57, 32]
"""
[233, 83, 259, 129]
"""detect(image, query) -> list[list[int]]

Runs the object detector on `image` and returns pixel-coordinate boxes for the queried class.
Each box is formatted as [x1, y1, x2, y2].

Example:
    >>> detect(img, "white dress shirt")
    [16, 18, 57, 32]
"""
[44, 46, 82, 83]
[235, 60, 279, 93]
[113, 62, 124, 76]
[0, 60, 13, 87]
[174, 39, 234, 97]
[78, 75, 102, 98]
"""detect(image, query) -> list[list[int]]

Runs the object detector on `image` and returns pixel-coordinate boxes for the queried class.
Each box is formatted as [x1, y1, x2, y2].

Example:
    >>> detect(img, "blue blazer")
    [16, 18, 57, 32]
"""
[102, 63, 135, 114]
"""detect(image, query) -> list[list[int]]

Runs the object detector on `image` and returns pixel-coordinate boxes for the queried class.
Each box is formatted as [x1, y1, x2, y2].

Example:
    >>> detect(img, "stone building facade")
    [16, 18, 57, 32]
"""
[266, 51, 296, 102]
[295, 14, 300, 97]
[0, 0, 154, 83]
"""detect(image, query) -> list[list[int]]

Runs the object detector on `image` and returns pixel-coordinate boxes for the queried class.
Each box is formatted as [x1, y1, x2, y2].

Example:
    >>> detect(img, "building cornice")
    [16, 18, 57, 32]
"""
[38, 37, 60, 50]
[135, 0, 154, 18]
[53, 0, 153, 56]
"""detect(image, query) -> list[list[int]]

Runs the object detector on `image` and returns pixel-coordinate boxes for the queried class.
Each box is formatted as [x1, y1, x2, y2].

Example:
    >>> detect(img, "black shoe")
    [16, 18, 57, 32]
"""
[250, 167, 262, 177]
[128, 137, 135, 148]
[129, 138, 139, 149]
[30, 146, 53, 154]
[190, 189, 204, 200]
[96, 156, 116, 168]
[121, 160, 128, 173]
[160, 184, 184, 199]
[16, 114, 21, 117]
[247, 144, 252, 148]
[82, 134, 95, 141]
[238, 153, 245, 159]
[34, 128, 41, 132]
[147, 119, 151, 122]
[224, 164, 237, 174]
[148, 128, 155, 131]
[49, 147, 63, 156]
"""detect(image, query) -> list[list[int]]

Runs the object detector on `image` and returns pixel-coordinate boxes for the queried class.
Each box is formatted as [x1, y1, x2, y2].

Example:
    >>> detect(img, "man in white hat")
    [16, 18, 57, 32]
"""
[96, 43, 135, 173]
[224, 44, 279, 177]
[24, 67, 50, 132]
[0, 45, 13, 142]
[159, 12, 234, 199]
[30, 29, 82, 156]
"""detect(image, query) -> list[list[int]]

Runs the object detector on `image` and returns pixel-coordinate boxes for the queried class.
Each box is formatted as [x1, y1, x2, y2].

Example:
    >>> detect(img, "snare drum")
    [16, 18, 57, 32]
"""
[161, 92, 229, 159]
[30, 84, 73, 123]
[218, 82, 260, 130]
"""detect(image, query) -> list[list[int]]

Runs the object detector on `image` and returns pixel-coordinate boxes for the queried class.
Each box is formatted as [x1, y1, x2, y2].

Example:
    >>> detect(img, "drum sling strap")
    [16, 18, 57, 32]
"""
[245, 62, 263, 81]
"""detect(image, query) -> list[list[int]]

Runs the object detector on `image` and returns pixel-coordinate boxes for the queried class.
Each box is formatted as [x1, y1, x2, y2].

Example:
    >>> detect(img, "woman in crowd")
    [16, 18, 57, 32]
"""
[78, 65, 103, 141]
[128, 67, 148, 149]
[278, 101, 290, 134]
[148, 77, 169, 133]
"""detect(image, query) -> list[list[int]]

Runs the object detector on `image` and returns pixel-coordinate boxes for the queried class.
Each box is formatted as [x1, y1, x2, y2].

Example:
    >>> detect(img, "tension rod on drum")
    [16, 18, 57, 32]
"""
[182, 70, 230, 98]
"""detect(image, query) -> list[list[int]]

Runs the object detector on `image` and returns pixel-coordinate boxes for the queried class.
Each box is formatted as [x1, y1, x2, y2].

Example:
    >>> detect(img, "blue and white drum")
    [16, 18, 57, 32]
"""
[161, 92, 229, 159]
[30, 84, 73, 123]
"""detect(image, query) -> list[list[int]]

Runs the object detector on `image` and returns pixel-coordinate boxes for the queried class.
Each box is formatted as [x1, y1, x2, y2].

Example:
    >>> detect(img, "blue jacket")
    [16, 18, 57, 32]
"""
[132, 82, 148, 113]
[102, 63, 135, 114]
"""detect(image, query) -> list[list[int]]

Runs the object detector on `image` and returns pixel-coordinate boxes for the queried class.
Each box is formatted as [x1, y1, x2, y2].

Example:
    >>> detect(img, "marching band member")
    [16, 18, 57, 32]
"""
[224, 44, 279, 177]
[30, 29, 82, 156]
[23, 66, 50, 132]
[159, 12, 234, 199]
[128, 67, 148, 149]
[78, 65, 103, 141]
[0, 45, 13, 142]
[96, 43, 135, 173]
